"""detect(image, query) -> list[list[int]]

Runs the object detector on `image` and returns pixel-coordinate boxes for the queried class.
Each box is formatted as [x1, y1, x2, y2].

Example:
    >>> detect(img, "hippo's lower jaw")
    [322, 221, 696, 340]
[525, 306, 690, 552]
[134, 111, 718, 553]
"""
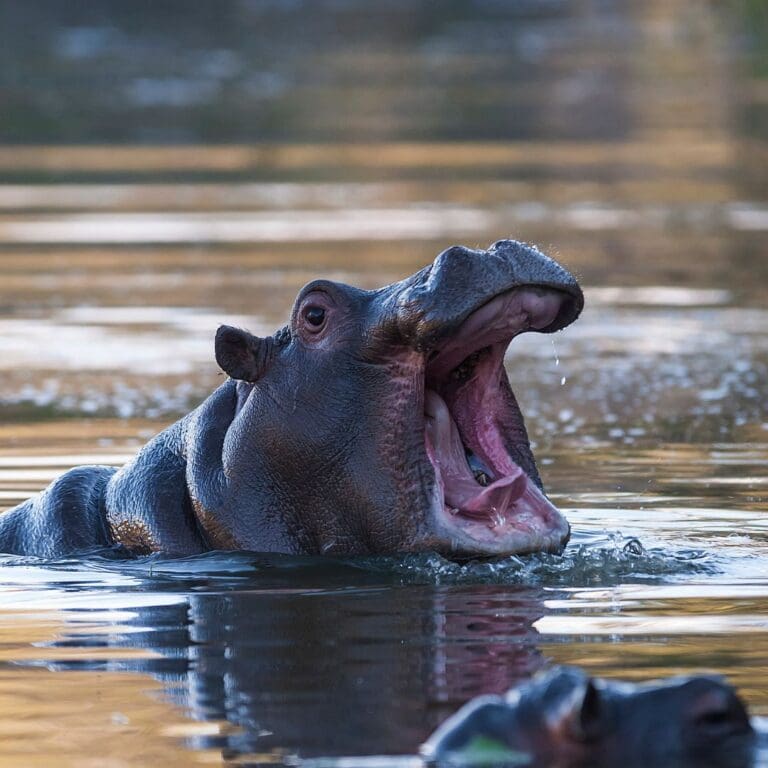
[422, 286, 571, 557]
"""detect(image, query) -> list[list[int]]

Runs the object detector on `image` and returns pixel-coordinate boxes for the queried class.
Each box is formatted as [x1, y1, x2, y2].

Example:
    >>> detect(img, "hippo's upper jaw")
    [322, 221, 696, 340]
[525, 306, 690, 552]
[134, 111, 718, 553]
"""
[390, 240, 584, 557]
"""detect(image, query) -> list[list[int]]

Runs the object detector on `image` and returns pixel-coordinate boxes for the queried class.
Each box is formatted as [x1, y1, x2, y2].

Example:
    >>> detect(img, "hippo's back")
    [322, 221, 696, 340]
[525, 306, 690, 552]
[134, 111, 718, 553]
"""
[0, 465, 117, 557]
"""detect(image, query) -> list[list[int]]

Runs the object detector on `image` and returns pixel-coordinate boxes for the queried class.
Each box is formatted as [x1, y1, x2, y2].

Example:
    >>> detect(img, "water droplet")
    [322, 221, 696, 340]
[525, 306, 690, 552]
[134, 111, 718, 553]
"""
[487, 508, 505, 529]
[551, 338, 560, 367]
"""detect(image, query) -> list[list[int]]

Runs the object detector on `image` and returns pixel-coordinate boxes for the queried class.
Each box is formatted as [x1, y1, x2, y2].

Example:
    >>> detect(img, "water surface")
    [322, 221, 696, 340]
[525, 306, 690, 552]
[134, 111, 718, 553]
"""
[0, 2, 767, 766]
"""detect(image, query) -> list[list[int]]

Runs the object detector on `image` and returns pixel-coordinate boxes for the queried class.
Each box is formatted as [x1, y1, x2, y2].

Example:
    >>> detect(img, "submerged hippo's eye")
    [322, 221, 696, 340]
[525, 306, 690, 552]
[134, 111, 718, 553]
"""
[304, 306, 326, 328]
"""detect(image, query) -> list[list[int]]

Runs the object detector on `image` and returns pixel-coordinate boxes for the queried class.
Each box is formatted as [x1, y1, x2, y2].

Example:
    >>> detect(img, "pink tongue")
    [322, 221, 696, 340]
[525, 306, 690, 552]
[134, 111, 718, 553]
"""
[459, 474, 526, 519]
[424, 390, 526, 518]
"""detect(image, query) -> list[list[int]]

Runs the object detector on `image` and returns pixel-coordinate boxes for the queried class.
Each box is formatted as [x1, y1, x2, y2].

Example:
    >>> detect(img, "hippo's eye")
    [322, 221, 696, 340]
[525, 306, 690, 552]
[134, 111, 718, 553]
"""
[304, 306, 326, 328]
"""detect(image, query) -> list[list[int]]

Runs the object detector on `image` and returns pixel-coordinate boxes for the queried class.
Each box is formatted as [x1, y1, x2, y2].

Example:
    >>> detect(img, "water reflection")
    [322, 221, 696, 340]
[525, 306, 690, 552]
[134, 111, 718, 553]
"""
[0, 545, 764, 764]
[0, 557, 547, 760]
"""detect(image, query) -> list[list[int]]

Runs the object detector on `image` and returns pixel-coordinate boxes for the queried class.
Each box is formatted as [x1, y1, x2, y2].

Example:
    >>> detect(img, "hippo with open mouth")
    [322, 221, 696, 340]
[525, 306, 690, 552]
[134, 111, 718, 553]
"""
[0, 239, 583, 558]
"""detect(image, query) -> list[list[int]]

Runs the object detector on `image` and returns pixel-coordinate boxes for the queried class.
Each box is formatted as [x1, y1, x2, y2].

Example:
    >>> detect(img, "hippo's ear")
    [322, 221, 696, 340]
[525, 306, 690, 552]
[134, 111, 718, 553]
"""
[563, 679, 603, 742]
[215, 325, 273, 382]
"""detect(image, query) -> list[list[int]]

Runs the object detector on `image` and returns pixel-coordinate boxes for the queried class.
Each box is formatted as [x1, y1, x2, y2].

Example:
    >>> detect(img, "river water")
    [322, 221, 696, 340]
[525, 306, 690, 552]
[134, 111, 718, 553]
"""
[0, 2, 767, 766]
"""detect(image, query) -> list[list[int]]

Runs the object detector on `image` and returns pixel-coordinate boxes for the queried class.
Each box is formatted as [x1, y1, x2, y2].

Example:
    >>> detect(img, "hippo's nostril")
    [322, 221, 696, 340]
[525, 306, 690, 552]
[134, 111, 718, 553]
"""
[696, 709, 733, 727]
[694, 701, 749, 733]
[688, 685, 752, 740]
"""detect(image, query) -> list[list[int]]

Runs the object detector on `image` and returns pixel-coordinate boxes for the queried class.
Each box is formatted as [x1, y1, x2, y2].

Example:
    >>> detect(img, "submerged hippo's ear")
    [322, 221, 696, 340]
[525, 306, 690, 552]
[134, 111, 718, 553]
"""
[215, 325, 274, 382]
[563, 679, 603, 742]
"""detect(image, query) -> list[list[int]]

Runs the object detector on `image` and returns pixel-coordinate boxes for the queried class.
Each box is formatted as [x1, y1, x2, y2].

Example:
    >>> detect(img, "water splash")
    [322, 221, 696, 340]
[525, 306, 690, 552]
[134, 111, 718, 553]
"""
[0, 537, 715, 590]
[350, 537, 714, 587]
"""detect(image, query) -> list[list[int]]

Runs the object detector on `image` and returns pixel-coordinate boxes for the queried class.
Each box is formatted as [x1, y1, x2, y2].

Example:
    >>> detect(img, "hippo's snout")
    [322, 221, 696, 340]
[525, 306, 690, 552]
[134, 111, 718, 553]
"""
[366, 239, 585, 558]
[395, 239, 583, 351]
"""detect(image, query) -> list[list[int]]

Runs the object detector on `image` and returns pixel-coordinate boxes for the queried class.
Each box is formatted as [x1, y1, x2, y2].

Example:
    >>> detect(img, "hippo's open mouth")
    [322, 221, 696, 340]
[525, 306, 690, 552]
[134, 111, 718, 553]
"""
[422, 287, 574, 556]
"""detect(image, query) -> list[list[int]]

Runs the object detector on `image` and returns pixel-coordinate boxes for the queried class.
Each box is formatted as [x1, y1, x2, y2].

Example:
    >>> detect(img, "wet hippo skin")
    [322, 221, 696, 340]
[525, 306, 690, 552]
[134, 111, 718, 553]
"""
[422, 665, 756, 767]
[0, 240, 583, 559]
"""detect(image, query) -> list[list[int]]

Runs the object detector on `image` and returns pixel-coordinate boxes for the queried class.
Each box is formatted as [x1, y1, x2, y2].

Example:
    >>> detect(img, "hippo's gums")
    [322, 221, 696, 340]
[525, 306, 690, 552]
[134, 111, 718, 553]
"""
[0, 240, 583, 558]
[422, 666, 755, 767]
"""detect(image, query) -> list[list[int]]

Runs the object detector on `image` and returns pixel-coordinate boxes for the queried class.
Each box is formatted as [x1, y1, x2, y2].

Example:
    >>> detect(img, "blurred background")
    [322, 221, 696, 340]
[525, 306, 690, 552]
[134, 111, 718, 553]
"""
[0, 0, 766, 439]
[0, 0, 766, 438]
[0, 3, 767, 766]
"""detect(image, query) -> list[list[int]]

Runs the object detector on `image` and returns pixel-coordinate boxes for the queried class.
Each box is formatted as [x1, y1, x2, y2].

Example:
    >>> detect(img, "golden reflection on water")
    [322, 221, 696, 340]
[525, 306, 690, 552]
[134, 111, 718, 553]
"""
[0, 622, 226, 768]
[0, 140, 734, 174]
[0, 421, 152, 510]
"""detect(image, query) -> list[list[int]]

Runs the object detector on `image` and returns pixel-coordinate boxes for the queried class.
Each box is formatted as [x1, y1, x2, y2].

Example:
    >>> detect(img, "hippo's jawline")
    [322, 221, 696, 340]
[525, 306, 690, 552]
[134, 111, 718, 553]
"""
[422, 286, 571, 555]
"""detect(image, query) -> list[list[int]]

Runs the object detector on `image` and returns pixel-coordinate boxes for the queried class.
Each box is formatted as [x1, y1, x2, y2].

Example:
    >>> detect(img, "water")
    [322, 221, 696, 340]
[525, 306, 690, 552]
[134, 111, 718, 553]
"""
[0, 1, 767, 766]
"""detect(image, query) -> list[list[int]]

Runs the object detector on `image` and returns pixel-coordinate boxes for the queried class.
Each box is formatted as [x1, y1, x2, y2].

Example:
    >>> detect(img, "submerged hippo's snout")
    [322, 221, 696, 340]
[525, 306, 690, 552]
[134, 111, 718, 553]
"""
[394, 239, 583, 351]
[423, 666, 756, 768]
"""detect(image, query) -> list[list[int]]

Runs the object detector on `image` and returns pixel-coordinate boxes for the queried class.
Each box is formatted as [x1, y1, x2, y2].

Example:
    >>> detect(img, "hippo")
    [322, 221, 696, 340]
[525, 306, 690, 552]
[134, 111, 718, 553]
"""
[422, 666, 755, 767]
[0, 239, 583, 559]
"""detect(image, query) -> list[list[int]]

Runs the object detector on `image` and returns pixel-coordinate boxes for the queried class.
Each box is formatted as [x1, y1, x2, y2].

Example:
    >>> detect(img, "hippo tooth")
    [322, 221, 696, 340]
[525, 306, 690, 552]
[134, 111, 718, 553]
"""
[474, 471, 491, 487]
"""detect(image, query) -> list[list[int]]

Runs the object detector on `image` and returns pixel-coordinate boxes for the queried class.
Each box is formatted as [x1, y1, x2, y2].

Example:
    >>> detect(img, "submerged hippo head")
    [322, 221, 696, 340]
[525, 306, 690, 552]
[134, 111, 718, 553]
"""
[422, 666, 755, 767]
[212, 239, 583, 558]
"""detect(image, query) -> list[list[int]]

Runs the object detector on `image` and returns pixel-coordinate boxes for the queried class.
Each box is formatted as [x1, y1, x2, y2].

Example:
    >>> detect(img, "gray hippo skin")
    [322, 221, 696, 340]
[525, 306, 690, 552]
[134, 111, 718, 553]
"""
[422, 666, 755, 767]
[0, 240, 583, 558]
